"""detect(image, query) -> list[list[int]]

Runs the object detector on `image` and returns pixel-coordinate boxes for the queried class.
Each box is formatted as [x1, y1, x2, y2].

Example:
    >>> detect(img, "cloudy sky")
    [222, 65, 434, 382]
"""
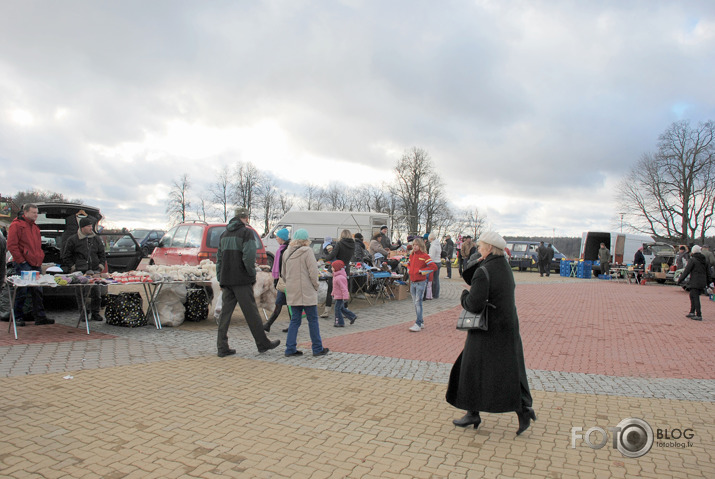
[1, 0, 714, 237]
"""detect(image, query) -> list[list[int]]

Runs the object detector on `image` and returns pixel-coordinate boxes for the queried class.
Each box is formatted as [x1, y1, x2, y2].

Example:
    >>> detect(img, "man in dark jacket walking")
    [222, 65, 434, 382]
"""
[7, 204, 54, 327]
[216, 208, 280, 357]
[443, 235, 455, 279]
[677, 245, 711, 321]
[62, 217, 107, 322]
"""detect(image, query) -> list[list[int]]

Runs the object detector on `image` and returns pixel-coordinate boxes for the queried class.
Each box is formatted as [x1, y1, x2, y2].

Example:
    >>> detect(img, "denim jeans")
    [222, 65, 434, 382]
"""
[410, 280, 428, 327]
[285, 305, 324, 355]
[432, 265, 440, 298]
[333, 299, 356, 326]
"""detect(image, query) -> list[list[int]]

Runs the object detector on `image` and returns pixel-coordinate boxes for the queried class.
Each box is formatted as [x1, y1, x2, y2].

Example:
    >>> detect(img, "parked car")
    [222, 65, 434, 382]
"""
[121, 229, 165, 257]
[505, 240, 566, 273]
[149, 221, 270, 267]
[643, 243, 677, 283]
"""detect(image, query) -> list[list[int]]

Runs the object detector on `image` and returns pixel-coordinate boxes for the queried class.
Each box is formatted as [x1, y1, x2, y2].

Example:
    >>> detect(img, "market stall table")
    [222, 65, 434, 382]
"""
[5, 278, 97, 339]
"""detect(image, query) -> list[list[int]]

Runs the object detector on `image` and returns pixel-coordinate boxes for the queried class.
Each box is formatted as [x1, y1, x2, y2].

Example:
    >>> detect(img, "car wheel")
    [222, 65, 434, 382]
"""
[141, 246, 150, 257]
[266, 252, 274, 269]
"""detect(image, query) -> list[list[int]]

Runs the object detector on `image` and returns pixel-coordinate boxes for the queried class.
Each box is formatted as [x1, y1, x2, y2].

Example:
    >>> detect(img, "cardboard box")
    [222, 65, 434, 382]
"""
[388, 283, 410, 301]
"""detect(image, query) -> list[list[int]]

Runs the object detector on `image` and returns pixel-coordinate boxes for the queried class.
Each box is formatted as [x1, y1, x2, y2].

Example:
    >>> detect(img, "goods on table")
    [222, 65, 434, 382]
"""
[145, 260, 216, 282]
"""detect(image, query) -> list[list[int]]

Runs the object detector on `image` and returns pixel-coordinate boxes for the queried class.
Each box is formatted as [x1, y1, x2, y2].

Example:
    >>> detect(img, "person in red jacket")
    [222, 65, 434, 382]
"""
[7, 204, 54, 327]
[407, 237, 438, 332]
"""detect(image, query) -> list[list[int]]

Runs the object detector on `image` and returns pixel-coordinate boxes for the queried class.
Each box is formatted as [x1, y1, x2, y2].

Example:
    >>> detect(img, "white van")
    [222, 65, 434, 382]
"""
[580, 231, 654, 275]
[262, 210, 390, 257]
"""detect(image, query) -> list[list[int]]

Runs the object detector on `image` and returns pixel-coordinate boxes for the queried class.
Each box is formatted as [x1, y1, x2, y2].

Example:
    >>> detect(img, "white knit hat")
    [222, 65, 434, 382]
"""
[691, 245, 702, 254]
[478, 231, 506, 249]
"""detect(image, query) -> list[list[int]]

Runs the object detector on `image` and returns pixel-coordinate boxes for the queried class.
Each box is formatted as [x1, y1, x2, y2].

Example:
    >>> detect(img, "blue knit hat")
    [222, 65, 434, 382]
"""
[276, 228, 290, 241]
[293, 229, 309, 241]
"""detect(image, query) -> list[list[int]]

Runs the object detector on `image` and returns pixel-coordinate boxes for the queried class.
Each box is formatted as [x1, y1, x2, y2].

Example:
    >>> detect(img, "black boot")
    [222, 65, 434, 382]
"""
[452, 411, 481, 428]
[263, 307, 281, 332]
[516, 407, 537, 436]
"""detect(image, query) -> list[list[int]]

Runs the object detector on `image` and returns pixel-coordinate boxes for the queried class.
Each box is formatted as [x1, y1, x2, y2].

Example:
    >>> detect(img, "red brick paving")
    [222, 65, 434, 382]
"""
[323, 282, 715, 379]
[0, 323, 116, 346]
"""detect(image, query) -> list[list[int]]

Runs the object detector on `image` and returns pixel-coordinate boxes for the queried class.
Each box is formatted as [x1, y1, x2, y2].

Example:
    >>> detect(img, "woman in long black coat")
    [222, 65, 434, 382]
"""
[446, 231, 536, 435]
[676, 245, 711, 321]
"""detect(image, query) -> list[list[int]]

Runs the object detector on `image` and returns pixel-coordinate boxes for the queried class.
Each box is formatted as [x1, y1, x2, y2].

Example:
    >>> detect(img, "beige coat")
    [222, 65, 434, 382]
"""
[283, 244, 319, 306]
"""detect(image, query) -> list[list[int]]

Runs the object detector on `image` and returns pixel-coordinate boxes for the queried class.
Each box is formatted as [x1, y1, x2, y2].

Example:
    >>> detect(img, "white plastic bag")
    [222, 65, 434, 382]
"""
[155, 284, 187, 327]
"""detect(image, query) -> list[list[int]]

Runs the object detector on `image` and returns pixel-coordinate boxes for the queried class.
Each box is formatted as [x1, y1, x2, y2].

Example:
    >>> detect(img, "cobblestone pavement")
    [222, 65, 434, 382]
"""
[1, 272, 713, 477]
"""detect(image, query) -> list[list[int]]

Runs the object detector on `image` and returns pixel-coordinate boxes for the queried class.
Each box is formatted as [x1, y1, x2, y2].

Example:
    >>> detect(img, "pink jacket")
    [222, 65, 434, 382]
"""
[331, 268, 350, 300]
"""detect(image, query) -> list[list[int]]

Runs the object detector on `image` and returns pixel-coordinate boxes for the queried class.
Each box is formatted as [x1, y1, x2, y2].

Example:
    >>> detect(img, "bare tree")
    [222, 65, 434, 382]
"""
[167, 174, 191, 224]
[278, 192, 294, 216]
[195, 193, 209, 222]
[393, 147, 445, 234]
[209, 165, 233, 222]
[618, 120, 715, 243]
[233, 161, 263, 219]
[457, 207, 488, 239]
[12, 188, 82, 206]
[256, 175, 279, 236]
[323, 183, 349, 211]
[304, 184, 325, 211]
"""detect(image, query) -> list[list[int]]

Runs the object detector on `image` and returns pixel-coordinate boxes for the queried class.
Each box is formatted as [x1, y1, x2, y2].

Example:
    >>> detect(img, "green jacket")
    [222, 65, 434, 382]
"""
[216, 217, 257, 286]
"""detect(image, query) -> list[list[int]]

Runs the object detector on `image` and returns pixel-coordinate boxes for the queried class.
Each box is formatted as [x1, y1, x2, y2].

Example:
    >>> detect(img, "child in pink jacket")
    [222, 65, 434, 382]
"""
[331, 260, 357, 327]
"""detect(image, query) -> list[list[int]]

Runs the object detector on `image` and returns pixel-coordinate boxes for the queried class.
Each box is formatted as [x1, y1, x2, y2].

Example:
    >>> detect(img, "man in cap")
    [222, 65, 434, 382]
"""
[216, 207, 280, 357]
[62, 216, 107, 322]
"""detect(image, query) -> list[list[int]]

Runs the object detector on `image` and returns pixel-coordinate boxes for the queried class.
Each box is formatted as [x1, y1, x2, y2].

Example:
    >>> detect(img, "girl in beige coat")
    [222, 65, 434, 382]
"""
[282, 229, 329, 357]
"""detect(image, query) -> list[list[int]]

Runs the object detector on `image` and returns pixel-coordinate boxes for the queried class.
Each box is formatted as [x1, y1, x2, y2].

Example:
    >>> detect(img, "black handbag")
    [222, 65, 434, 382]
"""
[456, 266, 494, 331]
[105, 292, 146, 328]
[184, 287, 209, 322]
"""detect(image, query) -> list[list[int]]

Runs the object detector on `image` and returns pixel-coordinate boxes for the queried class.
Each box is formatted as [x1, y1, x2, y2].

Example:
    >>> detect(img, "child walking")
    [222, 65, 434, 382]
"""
[331, 260, 357, 327]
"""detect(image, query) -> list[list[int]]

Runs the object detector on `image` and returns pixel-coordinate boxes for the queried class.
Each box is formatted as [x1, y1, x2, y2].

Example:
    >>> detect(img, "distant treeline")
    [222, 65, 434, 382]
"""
[504, 236, 582, 259]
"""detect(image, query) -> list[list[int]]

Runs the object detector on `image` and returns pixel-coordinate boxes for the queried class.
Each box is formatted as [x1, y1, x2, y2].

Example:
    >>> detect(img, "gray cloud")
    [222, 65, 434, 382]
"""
[1, 0, 714, 235]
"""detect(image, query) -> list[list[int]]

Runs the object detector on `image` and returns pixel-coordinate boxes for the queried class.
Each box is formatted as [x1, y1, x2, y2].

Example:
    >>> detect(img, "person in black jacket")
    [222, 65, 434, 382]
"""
[61, 217, 107, 322]
[676, 245, 711, 321]
[443, 235, 455, 279]
[446, 231, 535, 436]
[378, 225, 401, 252]
[633, 247, 646, 283]
[216, 208, 280, 357]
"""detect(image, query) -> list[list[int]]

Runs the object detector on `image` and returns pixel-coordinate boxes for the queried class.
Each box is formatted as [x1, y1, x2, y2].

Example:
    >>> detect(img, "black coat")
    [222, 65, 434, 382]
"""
[444, 239, 455, 258]
[633, 249, 645, 267]
[678, 253, 711, 289]
[326, 237, 356, 265]
[61, 232, 106, 273]
[446, 254, 531, 413]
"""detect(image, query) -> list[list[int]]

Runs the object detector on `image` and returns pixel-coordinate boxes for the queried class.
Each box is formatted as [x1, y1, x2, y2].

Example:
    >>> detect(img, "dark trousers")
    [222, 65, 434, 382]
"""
[217, 284, 273, 353]
[539, 260, 550, 276]
[324, 277, 333, 307]
[445, 257, 452, 278]
[13, 263, 46, 321]
[76, 285, 101, 316]
[689, 288, 703, 315]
